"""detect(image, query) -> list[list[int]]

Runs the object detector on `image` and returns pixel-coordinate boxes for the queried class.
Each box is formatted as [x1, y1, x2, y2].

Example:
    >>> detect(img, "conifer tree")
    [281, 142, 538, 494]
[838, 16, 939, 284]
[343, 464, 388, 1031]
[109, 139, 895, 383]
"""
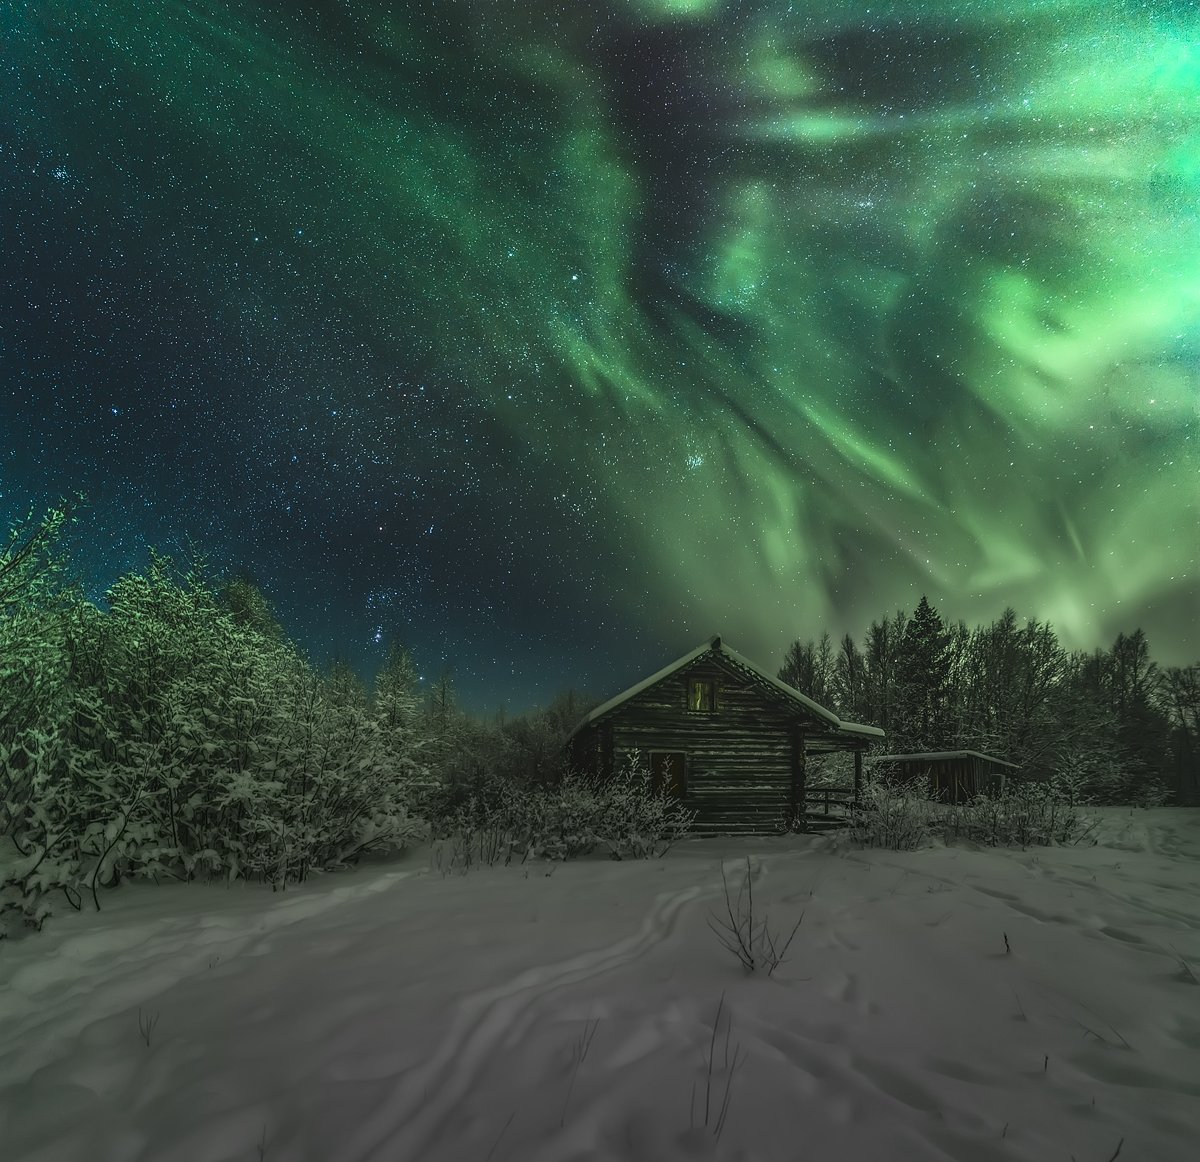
[423, 667, 465, 775]
[863, 609, 908, 737]
[219, 574, 286, 642]
[895, 595, 952, 750]
[375, 642, 422, 731]
[327, 657, 368, 711]
[373, 641, 426, 781]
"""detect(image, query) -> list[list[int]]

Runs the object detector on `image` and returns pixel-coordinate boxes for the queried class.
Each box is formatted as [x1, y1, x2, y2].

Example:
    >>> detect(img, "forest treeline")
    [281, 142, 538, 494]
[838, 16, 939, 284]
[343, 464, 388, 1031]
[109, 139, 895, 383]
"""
[1, 499, 1197, 934]
[778, 595, 1199, 808]
[0, 500, 678, 933]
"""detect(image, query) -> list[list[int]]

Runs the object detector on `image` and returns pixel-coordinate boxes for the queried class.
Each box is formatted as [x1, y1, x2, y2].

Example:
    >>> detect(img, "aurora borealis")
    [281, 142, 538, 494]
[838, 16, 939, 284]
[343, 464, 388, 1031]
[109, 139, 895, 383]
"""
[2, 0, 1197, 709]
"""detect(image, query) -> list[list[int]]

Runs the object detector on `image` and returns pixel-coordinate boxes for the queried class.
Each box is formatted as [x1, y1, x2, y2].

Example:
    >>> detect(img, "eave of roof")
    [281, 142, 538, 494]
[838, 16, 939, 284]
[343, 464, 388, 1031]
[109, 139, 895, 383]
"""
[570, 636, 885, 740]
[836, 719, 886, 739]
[869, 750, 1020, 768]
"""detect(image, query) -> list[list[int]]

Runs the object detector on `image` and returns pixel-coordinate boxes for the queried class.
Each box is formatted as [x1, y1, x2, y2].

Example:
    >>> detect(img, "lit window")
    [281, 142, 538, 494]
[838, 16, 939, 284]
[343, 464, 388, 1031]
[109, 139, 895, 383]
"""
[689, 678, 716, 712]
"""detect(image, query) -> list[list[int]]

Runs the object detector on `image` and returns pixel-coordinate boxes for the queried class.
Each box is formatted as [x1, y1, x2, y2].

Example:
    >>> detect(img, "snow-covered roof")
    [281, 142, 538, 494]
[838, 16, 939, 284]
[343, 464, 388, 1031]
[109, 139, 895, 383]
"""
[571, 636, 885, 740]
[837, 720, 885, 739]
[869, 750, 1019, 768]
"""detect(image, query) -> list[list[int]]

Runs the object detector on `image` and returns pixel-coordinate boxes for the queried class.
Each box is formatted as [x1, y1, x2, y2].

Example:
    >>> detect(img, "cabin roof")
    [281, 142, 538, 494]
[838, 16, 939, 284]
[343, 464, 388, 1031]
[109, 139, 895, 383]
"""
[870, 750, 1019, 769]
[570, 636, 885, 740]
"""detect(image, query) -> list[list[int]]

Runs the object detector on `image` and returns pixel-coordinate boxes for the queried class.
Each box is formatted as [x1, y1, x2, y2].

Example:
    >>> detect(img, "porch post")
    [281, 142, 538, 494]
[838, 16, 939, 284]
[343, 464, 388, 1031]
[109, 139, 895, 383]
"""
[853, 749, 863, 807]
[790, 726, 807, 830]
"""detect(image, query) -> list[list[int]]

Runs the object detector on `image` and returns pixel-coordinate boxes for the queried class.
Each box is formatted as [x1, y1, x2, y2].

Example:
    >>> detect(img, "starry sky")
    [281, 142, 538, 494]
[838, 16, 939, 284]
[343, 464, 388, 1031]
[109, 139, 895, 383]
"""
[2, 0, 1197, 712]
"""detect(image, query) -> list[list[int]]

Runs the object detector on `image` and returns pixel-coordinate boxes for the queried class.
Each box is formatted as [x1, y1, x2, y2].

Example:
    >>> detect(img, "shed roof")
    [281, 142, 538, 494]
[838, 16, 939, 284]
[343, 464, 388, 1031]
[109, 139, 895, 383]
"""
[571, 636, 884, 741]
[870, 750, 1019, 769]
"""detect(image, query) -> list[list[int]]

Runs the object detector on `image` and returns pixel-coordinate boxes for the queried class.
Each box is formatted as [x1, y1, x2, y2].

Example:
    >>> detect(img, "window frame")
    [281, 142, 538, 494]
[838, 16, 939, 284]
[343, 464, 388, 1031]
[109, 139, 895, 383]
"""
[687, 676, 718, 713]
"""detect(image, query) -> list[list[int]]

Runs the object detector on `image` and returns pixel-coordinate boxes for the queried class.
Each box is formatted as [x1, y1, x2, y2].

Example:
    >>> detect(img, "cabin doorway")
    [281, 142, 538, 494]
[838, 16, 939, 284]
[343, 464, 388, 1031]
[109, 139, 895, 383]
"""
[650, 751, 687, 797]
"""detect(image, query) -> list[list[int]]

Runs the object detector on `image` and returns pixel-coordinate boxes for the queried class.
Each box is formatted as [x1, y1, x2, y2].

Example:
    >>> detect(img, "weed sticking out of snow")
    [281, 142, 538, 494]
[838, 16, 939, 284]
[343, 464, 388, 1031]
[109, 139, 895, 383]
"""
[706, 857, 804, 976]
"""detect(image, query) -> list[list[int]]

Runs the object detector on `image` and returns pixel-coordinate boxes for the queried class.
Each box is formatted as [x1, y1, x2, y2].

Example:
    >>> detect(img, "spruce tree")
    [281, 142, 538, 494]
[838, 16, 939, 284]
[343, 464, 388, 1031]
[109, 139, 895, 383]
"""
[373, 642, 424, 765]
[219, 574, 286, 642]
[370, 641, 426, 792]
[896, 595, 952, 750]
[863, 609, 907, 736]
[423, 667, 465, 777]
[327, 657, 368, 711]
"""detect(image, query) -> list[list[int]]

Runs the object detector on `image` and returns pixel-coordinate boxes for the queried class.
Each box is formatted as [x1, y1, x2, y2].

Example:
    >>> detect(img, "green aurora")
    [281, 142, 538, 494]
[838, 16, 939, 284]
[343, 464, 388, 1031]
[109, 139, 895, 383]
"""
[5, 0, 1198, 679]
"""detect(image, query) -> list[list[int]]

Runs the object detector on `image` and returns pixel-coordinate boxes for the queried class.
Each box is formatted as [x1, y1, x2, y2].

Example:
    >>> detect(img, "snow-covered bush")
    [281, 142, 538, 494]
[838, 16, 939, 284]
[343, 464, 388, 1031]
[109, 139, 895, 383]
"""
[1, 502, 90, 935]
[1, 825, 82, 937]
[932, 779, 1099, 849]
[1, 546, 432, 934]
[420, 768, 603, 865]
[846, 761, 1103, 853]
[1048, 763, 1093, 807]
[417, 752, 695, 866]
[590, 752, 695, 859]
[846, 774, 936, 851]
[418, 771, 534, 867]
[527, 770, 603, 860]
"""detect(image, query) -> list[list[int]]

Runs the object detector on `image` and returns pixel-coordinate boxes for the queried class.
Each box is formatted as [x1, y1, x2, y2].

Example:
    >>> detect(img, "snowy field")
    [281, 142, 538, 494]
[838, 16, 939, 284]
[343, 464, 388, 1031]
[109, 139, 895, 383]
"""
[2, 808, 1198, 1162]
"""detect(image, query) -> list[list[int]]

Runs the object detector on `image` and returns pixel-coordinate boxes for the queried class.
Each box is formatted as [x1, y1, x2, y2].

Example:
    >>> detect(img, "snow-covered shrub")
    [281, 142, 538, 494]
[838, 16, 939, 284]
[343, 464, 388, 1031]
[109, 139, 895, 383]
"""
[2, 547, 433, 930]
[182, 659, 428, 887]
[590, 752, 695, 859]
[423, 768, 602, 864]
[933, 779, 1099, 849]
[846, 759, 1103, 853]
[419, 766, 510, 838]
[0, 503, 91, 935]
[846, 774, 936, 850]
[417, 764, 546, 867]
[528, 770, 603, 860]
[1049, 763, 1093, 807]
[416, 752, 695, 866]
[0, 824, 82, 938]
[1005, 780, 1099, 846]
[519, 755, 695, 861]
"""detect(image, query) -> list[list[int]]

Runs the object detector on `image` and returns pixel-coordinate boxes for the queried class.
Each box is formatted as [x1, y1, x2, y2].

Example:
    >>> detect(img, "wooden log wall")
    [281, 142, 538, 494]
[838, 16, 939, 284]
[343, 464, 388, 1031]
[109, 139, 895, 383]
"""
[601, 659, 823, 834]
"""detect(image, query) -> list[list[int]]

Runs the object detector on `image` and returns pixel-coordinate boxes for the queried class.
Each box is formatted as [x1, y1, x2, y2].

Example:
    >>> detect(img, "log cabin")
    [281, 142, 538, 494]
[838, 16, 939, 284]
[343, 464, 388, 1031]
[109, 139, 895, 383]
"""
[567, 636, 884, 835]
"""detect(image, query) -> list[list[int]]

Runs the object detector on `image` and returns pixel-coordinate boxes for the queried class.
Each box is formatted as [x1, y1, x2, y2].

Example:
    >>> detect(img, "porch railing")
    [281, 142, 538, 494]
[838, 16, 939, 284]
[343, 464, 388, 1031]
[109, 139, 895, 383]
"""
[805, 786, 857, 815]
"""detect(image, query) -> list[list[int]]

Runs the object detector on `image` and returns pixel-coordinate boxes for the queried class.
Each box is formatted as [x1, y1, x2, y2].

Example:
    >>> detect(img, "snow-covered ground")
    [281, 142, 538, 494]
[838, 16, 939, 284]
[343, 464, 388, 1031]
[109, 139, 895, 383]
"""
[2, 807, 1198, 1162]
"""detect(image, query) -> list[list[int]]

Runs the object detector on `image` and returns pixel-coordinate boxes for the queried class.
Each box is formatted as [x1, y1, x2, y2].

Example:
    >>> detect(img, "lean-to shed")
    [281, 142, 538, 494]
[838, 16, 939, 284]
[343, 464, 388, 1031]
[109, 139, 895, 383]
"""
[870, 750, 1018, 804]
[567, 636, 884, 835]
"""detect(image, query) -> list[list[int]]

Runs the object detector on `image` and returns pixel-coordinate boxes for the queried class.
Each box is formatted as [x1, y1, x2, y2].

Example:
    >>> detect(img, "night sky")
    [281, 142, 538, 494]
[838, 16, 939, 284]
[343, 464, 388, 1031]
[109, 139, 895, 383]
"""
[3, 0, 1197, 713]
